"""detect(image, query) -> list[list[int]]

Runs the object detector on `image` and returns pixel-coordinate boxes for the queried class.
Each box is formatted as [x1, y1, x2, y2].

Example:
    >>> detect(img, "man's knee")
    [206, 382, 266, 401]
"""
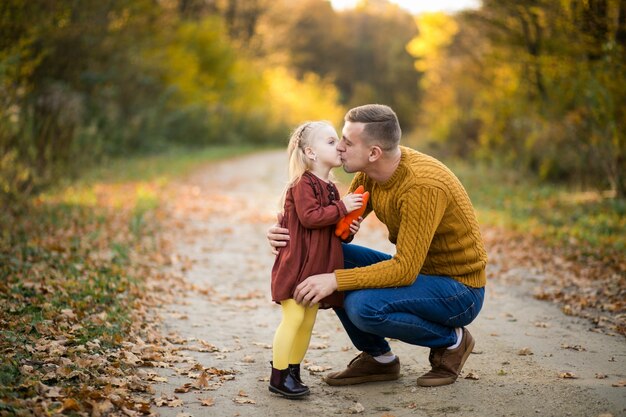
[344, 291, 385, 331]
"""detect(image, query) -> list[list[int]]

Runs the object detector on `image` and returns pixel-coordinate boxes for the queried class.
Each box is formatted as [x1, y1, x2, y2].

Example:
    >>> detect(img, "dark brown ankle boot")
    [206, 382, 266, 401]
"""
[269, 366, 310, 398]
[288, 364, 306, 385]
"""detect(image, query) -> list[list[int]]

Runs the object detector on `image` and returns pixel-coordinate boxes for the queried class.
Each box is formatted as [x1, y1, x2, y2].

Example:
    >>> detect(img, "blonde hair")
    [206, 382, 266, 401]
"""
[345, 104, 401, 151]
[278, 121, 334, 209]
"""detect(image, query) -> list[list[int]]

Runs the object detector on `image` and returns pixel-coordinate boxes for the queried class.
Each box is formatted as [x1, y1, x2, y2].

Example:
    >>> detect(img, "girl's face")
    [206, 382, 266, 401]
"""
[308, 125, 342, 169]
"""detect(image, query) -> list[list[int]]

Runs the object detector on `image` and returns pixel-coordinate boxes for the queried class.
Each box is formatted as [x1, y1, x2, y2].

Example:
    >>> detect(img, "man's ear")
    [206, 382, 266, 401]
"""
[368, 145, 383, 162]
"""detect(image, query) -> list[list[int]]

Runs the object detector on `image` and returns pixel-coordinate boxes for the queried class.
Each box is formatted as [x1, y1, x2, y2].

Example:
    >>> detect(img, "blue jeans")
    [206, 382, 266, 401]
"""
[334, 243, 485, 356]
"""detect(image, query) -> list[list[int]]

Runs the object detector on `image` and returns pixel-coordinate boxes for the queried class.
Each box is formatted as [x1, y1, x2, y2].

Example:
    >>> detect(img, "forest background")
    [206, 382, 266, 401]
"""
[1, 1, 625, 414]
[2, 0, 625, 288]
[3, 0, 626, 282]
[3, 0, 626, 198]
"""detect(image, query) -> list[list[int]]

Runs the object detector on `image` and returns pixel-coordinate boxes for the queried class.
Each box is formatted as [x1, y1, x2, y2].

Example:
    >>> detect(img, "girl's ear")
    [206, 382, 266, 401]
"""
[368, 145, 383, 162]
[304, 146, 317, 161]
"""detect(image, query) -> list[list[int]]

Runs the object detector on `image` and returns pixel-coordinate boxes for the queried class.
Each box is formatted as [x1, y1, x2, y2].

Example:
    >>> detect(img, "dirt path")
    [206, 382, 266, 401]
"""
[149, 150, 625, 417]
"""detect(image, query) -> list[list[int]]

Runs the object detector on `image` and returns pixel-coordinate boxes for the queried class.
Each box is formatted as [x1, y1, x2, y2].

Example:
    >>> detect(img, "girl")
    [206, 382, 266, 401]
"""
[269, 121, 363, 398]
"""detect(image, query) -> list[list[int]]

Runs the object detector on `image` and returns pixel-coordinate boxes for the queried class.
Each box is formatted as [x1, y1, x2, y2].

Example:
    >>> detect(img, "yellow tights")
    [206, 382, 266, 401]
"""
[272, 299, 319, 370]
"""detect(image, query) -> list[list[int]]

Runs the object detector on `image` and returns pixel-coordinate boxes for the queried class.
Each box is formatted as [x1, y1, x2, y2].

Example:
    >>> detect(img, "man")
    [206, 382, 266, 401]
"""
[267, 104, 487, 387]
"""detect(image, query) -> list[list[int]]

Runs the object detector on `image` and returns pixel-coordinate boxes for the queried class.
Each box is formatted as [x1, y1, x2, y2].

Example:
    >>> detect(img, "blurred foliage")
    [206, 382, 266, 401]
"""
[449, 160, 626, 261]
[286, 0, 420, 128]
[0, 0, 348, 203]
[407, 0, 626, 197]
[2, 0, 625, 204]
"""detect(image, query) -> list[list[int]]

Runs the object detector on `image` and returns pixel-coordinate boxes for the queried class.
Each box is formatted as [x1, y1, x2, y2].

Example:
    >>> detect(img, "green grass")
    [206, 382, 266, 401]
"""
[449, 160, 625, 259]
[73, 145, 260, 185]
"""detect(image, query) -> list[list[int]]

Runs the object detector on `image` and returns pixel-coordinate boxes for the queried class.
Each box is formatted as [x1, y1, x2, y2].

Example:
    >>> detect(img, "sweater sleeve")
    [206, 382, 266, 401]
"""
[292, 178, 348, 229]
[335, 186, 448, 290]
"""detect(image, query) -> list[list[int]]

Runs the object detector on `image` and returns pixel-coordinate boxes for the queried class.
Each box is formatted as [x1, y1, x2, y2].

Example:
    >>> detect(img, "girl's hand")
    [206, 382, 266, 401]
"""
[342, 193, 363, 213]
[348, 216, 363, 236]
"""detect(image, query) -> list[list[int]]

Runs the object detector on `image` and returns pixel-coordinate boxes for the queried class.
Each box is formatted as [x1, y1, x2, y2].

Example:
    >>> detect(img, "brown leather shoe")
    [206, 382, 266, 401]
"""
[416, 328, 475, 387]
[323, 352, 400, 386]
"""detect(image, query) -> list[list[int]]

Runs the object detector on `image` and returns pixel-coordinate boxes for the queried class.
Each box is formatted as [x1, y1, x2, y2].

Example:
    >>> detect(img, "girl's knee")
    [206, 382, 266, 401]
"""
[280, 299, 306, 326]
[300, 306, 318, 329]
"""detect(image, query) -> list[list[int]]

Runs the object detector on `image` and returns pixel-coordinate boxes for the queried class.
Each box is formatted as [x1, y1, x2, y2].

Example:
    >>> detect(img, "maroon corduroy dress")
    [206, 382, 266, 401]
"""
[271, 171, 347, 308]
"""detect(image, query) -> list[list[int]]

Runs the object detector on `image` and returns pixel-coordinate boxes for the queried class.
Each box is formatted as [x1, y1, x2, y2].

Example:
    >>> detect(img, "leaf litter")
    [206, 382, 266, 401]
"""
[0, 177, 239, 416]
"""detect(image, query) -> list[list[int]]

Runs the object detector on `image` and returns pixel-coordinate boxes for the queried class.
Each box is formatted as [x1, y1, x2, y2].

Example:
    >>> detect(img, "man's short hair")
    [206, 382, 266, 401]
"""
[345, 104, 401, 150]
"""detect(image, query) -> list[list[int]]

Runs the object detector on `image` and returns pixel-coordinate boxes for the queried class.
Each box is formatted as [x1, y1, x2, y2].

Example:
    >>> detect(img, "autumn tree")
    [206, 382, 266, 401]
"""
[409, 0, 626, 196]
[264, 0, 420, 129]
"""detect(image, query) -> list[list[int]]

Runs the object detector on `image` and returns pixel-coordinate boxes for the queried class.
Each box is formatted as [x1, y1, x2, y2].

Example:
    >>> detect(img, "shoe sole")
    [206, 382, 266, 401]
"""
[323, 373, 400, 386]
[416, 375, 455, 387]
[268, 385, 310, 398]
[416, 333, 476, 387]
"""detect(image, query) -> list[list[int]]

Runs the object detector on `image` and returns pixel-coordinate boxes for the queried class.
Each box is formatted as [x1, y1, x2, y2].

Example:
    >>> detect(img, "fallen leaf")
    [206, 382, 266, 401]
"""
[595, 373, 607, 379]
[465, 372, 480, 380]
[60, 309, 77, 321]
[155, 394, 184, 407]
[307, 365, 332, 373]
[196, 371, 210, 388]
[309, 343, 328, 350]
[612, 380, 626, 387]
[43, 384, 63, 398]
[57, 398, 81, 412]
[200, 397, 215, 406]
[348, 402, 365, 414]
[561, 343, 586, 351]
[518, 347, 534, 356]
[198, 340, 220, 351]
[174, 383, 193, 393]
[169, 398, 184, 407]
[559, 371, 578, 379]
[233, 396, 255, 404]
[205, 367, 237, 376]
[122, 351, 142, 366]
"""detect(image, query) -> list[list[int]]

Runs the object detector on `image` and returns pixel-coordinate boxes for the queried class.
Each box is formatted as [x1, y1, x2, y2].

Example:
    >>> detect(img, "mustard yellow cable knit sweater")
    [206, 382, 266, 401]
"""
[335, 146, 487, 291]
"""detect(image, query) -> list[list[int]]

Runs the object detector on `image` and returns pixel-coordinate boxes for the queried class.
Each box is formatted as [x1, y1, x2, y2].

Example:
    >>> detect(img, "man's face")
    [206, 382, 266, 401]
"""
[338, 121, 370, 173]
